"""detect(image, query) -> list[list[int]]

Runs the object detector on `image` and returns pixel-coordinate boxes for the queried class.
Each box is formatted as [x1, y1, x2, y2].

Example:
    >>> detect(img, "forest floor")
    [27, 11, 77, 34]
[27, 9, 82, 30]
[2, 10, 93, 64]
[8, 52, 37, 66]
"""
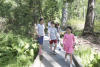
[75, 34, 100, 52]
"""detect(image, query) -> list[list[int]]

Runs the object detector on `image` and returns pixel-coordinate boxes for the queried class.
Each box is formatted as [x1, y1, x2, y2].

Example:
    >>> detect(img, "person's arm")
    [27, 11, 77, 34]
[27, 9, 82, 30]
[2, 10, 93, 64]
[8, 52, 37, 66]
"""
[55, 28, 58, 39]
[73, 34, 76, 48]
[35, 24, 40, 37]
[63, 35, 67, 43]
[35, 25, 38, 35]
[43, 24, 45, 36]
[48, 28, 51, 41]
[63, 34, 66, 48]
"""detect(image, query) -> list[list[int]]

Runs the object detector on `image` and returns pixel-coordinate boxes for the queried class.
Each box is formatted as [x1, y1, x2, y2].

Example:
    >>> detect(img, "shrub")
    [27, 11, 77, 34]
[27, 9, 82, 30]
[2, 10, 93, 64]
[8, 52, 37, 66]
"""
[0, 32, 39, 67]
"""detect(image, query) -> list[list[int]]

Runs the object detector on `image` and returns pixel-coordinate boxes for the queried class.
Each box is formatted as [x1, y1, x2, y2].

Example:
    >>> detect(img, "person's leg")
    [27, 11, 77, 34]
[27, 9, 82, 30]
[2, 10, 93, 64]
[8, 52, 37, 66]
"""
[54, 40, 57, 51]
[65, 53, 68, 61]
[39, 45, 42, 55]
[49, 40, 53, 51]
[70, 54, 72, 64]
[54, 43, 57, 51]
[38, 36, 43, 55]
[50, 44, 53, 51]
[58, 39, 61, 51]
[65, 53, 67, 59]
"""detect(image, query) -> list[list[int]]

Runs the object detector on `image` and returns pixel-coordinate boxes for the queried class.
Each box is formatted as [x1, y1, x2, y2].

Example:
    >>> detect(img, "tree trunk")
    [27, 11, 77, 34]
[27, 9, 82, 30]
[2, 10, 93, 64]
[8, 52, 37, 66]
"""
[83, 0, 95, 35]
[61, 2, 68, 28]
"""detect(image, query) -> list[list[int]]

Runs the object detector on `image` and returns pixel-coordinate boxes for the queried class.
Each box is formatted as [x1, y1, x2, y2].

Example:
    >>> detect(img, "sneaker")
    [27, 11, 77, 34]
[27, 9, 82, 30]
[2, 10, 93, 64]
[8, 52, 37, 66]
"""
[49, 50, 53, 54]
[59, 48, 61, 51]
[53, 51, 57, 55]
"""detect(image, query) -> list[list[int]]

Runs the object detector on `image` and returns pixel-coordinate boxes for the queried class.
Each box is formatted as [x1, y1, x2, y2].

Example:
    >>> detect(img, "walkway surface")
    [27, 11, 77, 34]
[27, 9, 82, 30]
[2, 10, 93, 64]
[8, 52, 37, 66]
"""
[32, 36, 76, 67]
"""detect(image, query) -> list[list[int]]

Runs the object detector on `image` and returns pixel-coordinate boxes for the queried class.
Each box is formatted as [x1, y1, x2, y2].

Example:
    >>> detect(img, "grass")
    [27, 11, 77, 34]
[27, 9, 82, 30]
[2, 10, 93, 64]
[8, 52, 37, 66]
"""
[89, 53, 100, 67]
[94, 21, 100, 32]
[75, 45, 100, 67]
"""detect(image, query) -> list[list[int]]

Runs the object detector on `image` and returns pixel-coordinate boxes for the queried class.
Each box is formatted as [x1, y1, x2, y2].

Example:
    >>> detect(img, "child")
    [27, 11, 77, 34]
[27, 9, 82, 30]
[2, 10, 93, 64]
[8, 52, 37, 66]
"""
[63, 26, 75, 64]
[36, 18, 45, 56]
[55, 23, 61, 51]
[48, 21, 58, 55]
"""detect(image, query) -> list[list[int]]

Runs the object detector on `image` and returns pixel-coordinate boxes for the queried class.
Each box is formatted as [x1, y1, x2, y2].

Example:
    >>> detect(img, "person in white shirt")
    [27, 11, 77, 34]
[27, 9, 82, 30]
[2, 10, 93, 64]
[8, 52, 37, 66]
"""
[55, 23, 62, 50]
[36, 18, 45, 56]
[48, 21, 51, 30]
[48, 21, 58, 55]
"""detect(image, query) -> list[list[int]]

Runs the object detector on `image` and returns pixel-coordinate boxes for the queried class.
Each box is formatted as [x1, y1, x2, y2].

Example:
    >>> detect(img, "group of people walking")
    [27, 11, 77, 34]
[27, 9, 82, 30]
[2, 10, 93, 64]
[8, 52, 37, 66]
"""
[36, 18, 75, 66]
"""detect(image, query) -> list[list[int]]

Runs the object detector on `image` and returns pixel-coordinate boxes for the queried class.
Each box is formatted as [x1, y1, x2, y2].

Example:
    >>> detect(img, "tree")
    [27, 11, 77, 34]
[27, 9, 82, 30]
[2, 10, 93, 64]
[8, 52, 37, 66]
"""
[61, 0, 74, 28]
[83, 0, 95, 35]
[42, 0, 59, 21]
[61, 1, 68, 27]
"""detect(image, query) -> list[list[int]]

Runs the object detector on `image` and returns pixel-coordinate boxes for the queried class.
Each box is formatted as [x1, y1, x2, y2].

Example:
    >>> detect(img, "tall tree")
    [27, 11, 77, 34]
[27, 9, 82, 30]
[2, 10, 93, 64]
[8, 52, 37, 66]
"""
[61, 0, 74, 28]
[61, 0, 68, 27]
[83, 0, 95, 35]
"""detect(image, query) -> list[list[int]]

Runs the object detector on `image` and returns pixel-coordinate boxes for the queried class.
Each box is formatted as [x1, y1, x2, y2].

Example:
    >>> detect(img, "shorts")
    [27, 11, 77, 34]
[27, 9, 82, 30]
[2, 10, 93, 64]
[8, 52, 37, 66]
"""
[49, 40, 57, 44]
[38, 36, 44, 45]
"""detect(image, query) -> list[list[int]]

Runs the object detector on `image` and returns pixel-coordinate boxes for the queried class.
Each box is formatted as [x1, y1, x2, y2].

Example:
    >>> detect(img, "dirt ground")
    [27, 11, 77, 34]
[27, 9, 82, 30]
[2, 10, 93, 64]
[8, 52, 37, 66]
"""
[75, 35, 100, 52]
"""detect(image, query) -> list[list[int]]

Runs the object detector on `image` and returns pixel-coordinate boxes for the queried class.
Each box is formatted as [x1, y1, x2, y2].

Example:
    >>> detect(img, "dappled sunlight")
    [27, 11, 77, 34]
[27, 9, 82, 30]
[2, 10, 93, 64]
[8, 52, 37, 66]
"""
[0, 0, 100, 67]
[74, 36, 100, 67]
[39, 37, 76, 67]
[44, 36, 49, 40]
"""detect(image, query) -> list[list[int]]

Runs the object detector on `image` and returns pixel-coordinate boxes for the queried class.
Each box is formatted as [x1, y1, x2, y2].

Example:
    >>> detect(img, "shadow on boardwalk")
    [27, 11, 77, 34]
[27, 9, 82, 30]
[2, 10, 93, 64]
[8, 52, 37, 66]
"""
[32, 36, 76, 67]
[40, 36, 75, 67]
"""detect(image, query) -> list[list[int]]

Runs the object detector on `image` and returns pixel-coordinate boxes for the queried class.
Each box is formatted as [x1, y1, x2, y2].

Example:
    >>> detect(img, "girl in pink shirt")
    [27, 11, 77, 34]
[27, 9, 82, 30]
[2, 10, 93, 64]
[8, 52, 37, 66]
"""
[63, 26, 75, 64]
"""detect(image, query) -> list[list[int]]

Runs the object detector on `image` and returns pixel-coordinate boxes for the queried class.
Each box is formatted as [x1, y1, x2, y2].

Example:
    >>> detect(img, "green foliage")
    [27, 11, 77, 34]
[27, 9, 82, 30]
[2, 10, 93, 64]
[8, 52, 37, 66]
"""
[94, 21, 100, 32]
[67, 0, 74, 3]
[0, 0, 64, 35]
[67, 19, 84, 36]
[66, 0, 100, 33]
[0, 32, 39, 67]
[89, 53, 100, 67]
[0, 0, 12, 17]
[67, 0, 88, 20]
[0, 0, 100, 67]
[42, 0, 63, 22]
[0, 0, 42, 35]
[67, 19, 100, 35]
[95, 0, 100, 21]
[75, 45, 100, 67]
[67, 19, 85, 29]
[75, 45, 94, 67]
[73, 30, 82, 36]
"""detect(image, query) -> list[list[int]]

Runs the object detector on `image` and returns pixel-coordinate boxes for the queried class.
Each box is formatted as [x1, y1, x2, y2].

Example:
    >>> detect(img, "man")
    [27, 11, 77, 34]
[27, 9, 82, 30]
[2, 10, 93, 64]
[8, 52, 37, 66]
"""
[36, 18, 45, 56]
